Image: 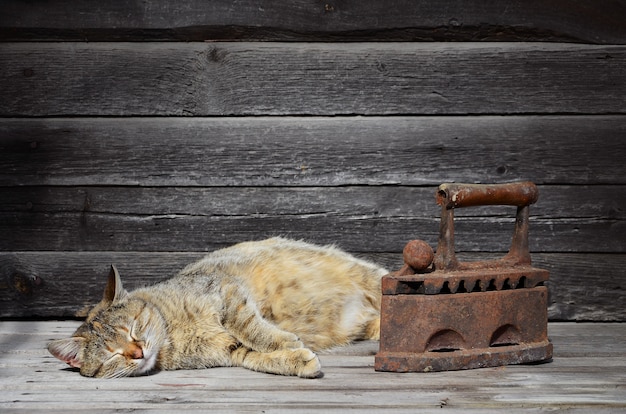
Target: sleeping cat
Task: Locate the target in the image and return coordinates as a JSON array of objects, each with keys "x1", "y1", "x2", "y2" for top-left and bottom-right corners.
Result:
[{"x1": 48, "y1": 237, "x2": 388, "y2": 379}]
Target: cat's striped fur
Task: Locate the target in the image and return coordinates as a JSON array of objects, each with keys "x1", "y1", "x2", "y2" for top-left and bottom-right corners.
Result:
[{"x1": 48, "y1": 237, "x2": 388, "y2": 378}]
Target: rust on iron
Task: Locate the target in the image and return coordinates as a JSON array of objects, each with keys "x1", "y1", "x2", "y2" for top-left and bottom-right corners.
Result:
[{"x1": 375, "y1": 181, "x2": 553, "y2": 372}]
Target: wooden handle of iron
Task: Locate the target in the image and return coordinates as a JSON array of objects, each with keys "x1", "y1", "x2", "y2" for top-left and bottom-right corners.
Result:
[{"x1": 436, "y1": 181, "x2": 538, "y2": 209}]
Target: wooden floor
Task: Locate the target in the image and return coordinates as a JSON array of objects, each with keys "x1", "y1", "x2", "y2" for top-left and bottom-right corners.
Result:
[{"x1": 1, "y1": 322, "x2": 624, "y2": 413}]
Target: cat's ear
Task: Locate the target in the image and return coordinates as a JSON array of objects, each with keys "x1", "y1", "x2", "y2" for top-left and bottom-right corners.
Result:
[
  {"x1": 47, "y1": 337, "x2": 86, "y2": 368},
  {"x1": 103, "y1": 264, "x2": 128, "y2": 303}
]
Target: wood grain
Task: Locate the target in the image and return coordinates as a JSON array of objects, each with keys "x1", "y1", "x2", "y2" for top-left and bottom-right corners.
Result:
[
  {"x1": 1, "y1": 0, "x2": 625, "y2": 43},
  {"x1": 1, "y1": 252, "x2": 624, "y2": 320},
  {"x1": 1, "y1": 116, "x2": 625, "y2": 186},
  {"x1": 1, "y1": 322, "x2": 624, "y2": 411},
  {"x1": 3, "y1": 185, "x2": 623, "y2": 220},
  {"x1": 1, "y1": 184, "x2": 624, "y2": 253},
  {"x1": 1, "y1": 43, "x2": 625, "y2": 116},
  {"x1": 3, "y1": 211, "x2": 622, "y2": 254}
]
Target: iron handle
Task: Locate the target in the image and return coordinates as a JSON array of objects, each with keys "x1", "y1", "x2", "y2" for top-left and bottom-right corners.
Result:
[
  {"x1": 436, "y1": 182, "x2": 538, "y2": 209},
  {"x1": 433, "y1": 181, "x2": 538, "y2": 271}
]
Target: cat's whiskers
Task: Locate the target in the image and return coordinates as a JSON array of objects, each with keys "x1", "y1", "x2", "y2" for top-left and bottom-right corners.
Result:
[{"x1": 111, "y1": 365, "x2": 138, "y2": 379}]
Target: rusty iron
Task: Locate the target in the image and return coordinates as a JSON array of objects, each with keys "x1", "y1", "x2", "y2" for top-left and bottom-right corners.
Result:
[{"x1": 375, "y1": 181, "x2": 553, "y2": 372}]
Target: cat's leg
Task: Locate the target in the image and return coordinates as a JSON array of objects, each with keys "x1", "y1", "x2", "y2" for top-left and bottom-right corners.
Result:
[
  {"x1": 230, "y1": 346, "x2": 322, "y2": 378},
  {"x1": 297, "y1": 315, "x2": 380, "y2": 350},
  {"x1": 365, "y1": 317, "x2": 380, "y2": 340},
  {"x1": 220, "y1": 282, "x2": 304, "y2": 352}
]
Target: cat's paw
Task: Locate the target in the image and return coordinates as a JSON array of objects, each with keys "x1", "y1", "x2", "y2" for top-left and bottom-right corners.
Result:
[
  {"x1": 281, "y1": 339, "x2": 305, "y2": 350},
  {"x1": 296, "y1": 349, "x2": 323, "y2": 379},
  {"x1": 277, "y1": 332, "x2": 304, "y2": 350}
]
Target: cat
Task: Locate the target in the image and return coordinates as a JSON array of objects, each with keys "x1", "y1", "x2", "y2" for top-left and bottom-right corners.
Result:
[{"x1": 48, "y1": 237, "x2": 388, "y2": 379}]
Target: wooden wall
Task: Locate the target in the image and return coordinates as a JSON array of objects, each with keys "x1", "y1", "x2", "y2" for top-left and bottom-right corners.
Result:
[{"x1": 1, "y1": 1, "x2": 625, "y2": 321}]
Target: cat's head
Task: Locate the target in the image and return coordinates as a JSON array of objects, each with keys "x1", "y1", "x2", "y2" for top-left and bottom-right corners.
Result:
[{"x1": 48, "y1": 265, "x2": 168, "y2": 378}]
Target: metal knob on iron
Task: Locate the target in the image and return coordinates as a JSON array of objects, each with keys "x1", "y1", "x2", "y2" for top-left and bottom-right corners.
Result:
[{"x1": 403, "y1": 239, "x2": 434, "y2": 271}]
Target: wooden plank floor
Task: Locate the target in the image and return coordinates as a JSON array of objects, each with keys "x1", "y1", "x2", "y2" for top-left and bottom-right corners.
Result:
[{"x1": 1, "y1": 322, "x2": 624, "y2": 413}]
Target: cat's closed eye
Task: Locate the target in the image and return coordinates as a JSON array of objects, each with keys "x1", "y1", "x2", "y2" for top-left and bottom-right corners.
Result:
[{"x1": 116, "y1": 324, "x2": 137, "y2": 341}]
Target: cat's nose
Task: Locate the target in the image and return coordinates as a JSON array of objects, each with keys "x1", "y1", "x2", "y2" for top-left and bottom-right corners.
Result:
[{"x1": 125, "y1": 343, "x2": 144, "y2": 359}]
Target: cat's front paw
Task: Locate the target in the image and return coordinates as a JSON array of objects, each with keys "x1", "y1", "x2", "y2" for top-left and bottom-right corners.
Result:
[
  {"x1": 296, "y1": 349, "x2": 323, "y2": 379},
  {"x1": 281, "y1": 339, "x2": 305, "y2": 350},
  {"x1": 277, "y1": 332, "x2": 304, "y2": 350}
]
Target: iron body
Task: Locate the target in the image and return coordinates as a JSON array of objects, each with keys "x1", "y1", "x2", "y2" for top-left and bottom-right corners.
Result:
[{"x1": 375, "y1": 182, "x2": 553, "y2": 372}]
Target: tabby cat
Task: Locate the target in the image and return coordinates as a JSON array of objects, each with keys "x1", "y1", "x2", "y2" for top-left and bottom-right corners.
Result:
[{"x1": 48, "y1": 237, "x2": 388, "y2": 378}]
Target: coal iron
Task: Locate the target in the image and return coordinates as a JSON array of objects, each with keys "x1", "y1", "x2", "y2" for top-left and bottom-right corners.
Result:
[{"x1": 375, "y1": 182, "x2": 553, "y2": 372}]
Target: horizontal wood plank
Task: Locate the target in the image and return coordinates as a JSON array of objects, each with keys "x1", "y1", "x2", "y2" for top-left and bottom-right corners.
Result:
[
  {"x1": 3, "y1": 185, "x2": 623, "y2": 220},
  {"x1": 1, "y1": 252, "x2": 624, "y2": 320},
  {"x1": 0, "y1": 322, "x2": 624, "y2": 411},
  {"x1": 1, "y1": 0, "x2": 625, "y2": 43},
  {"x1": 3, "y1": 211, "x2": 621, "y2": 253},
  {"x1": 1, "y1": 43, "x2": 625, "y2": 116},
  {"x1": 1, "y1": 185, "x2": 624, "y2": 253},
  {"x1": 1, "y1": 116, "x2": 625, "y2": 186}
]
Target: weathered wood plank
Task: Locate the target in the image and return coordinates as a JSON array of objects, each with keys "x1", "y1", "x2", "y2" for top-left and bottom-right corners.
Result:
[
  {"x1": 1, "y1": 185, "x2": 624, "y2": 253},
  {"x1": 3, "y1": 321, "x2": 625, "y2": 360},
  {"x1": 1, "y1": 252, "x2": 624, "y2": 320},
  {"x1": 1, "y1": 116, "x2": 625, "y2": 186},
  {"x1": 3, "y1": 185, "x2": 623, "y2": 220},
  {"x1": 1, "y1": 0, "x2": 624, "y2": 43},
  {"x1": 1, "y1": 43, "x2": 625, "y2": 116},
  {"x1": 0, "y1": 322, "x2": 624, "y2": 412},
  {"x1": 4, "y1": 323, "x2": 625, "y2": 374}
]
